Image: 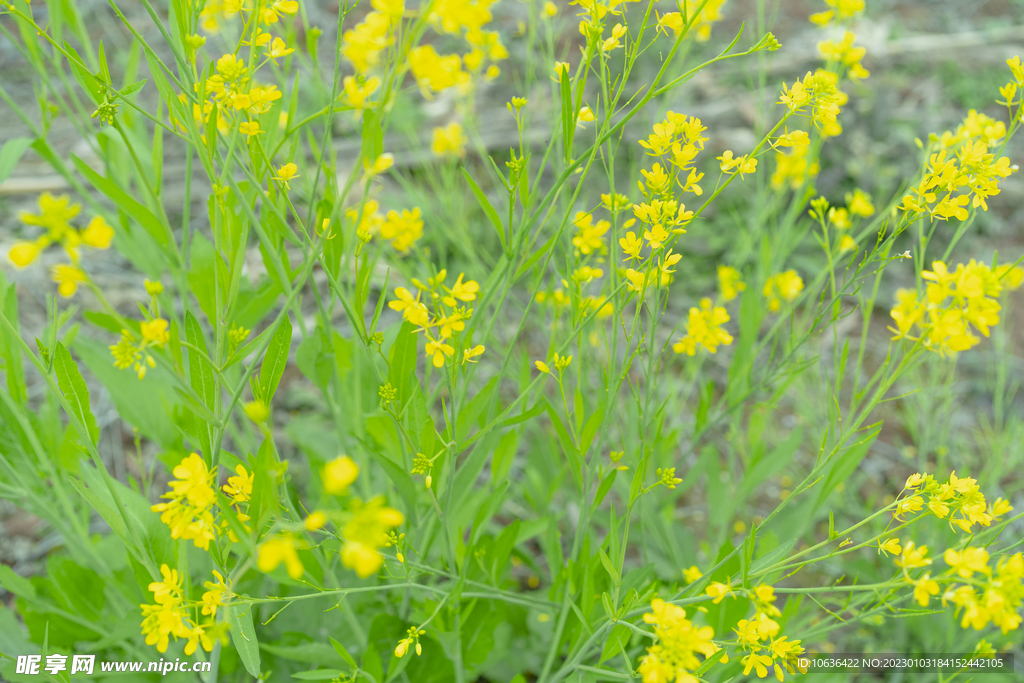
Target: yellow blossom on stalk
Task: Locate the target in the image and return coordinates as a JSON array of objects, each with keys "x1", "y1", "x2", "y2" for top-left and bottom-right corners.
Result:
[
  {"x1": 239, "y1": 121, "x2": 261, "y2": 138},
  {"x1": 895, "y1": 541, "x2": 932, "y2": 569},
  {"x1": 343, "y1": 75, "x2": 381, "y2": 109},
  {"x1": 763, "y1": 270, "x2": 804, "y2": 312},
  {"x1": 463, "y1": 344, "x2": 485, "y2": 364},
  {"x1": 683, "y1": 566, "x2": 703, "y2": 583},
  {"x1": 846, "y1": 188, "x2": 874, "y2": 216},
  {"x1": 200, "y1": 571, "x2": 229, "y2": 618},
  {"x1": 50, "y1": 264, "x2": 87, "y2": 297},
  {"x1": 223, "y1": 464, "x2": 254, "y2": 504},
  {"x1": 619, "y1": 231, "x2": 643, "y2": 261},
  {"x1": 543, "y1": 1, "x2": 557, "y2": 17},
  {"x1": 638, "y1": 598, "x2": 719, "y2": 682},
  {"x1": 380, "y1": 208, "x2": 424, "y2": 252},
  {"x1": 363, "y1": 153, "x2": 394, "y2": 176},
  {"x1": 717, "y1": 150, "x2": 757, "y2": 178},
  {"x1": 878, "y1": 537, "x2": 902, "y2": 556},
  {"x1": 81, "y1": 216, "x2": 115, "y2": 248},
  {"x1": 424, "y1": 332, "x2": 455, "y2": 367},
  {"x1": 150, "y1": 453, "x2": 219, "y2": 550},
  {"x1": 389, "y1": 287, "x2": 430, "y2": 327},
  {"x1": 341, "y1": 496, "x2": 405, "y2": 577},
  {"x1": 718, "y1": 265, "x2": 746, "y2": 301},
  {"x1": 674, "y1": 298, "x2": 733, "y2": 356},
  {"x1": 576, "y1": 105, "x2": 596, "y2": 127},
  {"x1": 572, "y1": 212, "x2": 610, "y2": 255},
  {"x1": 110, "y1": 314, "x2": 170, "y2": 380},
  {"x1": 839, "y1": 235, "x2": 856, "y2": 253},
  {"x1": 323, "y1": 455, "x2": 359, "y2": 494},
  {"x1": 267, "y1": 36, "x2": 294, "y2": 62},
  {"x1": 895, "y1": 494, "x2": 924, "y2": 520},
  {"x1": 272, "y1": 163, "x2": 299, "y2": 189},
  {"x1": 257, "y1": 534, "x2": 304, "y2": 579},
  {"x1": 945, "y1": 547, "x2": 991, "y2": 579},
  {"x1": 890, "y1": 259, "x2": 1018, "y2": 356},
  {"x1": 410, "y1": 45, "x2": 468, "y2": 95},
  {"x1": 432, "y1": 121, "x2": 467, "y2": 157},
  {"x1": 305, "y1": 510, "x2": 328, "y2": 531},
  {"x1": 706, "y1": 580, "x2": 733, "y2": 604},
  {"x1": 260, "y1": 0, "x2": 298, "y2": 24},
  {"x1": 912, "y1": 574, "x2": 940, "y2": 606}
]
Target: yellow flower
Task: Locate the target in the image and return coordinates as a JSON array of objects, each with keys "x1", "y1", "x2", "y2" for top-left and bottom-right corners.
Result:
[
  {"x1": 763, "y1": 270, "x2": 804, "y2": 312},
  {"x1": 323, "y1": 455, "x2": 359, "y2": 494},
  {"x1": 305, "y1": 510, "x2": 328, "y2": 531},
  {"x1": 140, "y1": 318, "x2": 170, "y2": 346},
  {"x1": 463, "y1": 345, "x2": 485, "y2": 364},
  {"x1": 913, "y1": 573, "x2": 939, "y2": 606},
  {"x1": 945, "y1": 547, "x2": 991, "y2": 578},
  {"x1": 683, "y1": 566, "x2": 703, "y2": 583},
  {"x1": 239, "y1": 121, "x2": 261, "y2": 138},
  {"x1": 535, "y1": 360, "x2": 550, "y2": 374},
  {"x1": 673, "y1": 298, "x2": 733, "y2": 356},
  {"x1": 9, "y1": 241, "x2": 42, "y2": 267},
  {"x1": 342, "y1": 496, "x2": 405, "y2": 578},
  {"x1": 717, "y1": 265, "x2": 746, "y2": 301},
  {"x1": 272, "y1": 162, "x2": 299, "y2": 189},
  {"x1": 572, "y1": 212, "x2": 610, "y2": 255},
  {"x1": 543, "y1": 1, "x2": 557, "y2": 17},
  {"x1": 363, "y1": 153, "x2": 394, "y2": 176},
  {"x1": 257, "y1": 534, "x2": 304, "y2": 579},
  {"x1": 243, "y1": 399, "x2": 270, "y2": 424},
  {"x1": 81, "y1": 216, "x2": 115, "y2": 248},
  {"x1": 846, "y1": 188, "x2": 874, "y2": 217},
  {"x1": 444, "y1": 272, "x2": 480, "y2": 304},
  {"x1": 432, "y1": 121, "x2": 467, "y2": 158},
  {"x1": 706, "y1": 580, "x2": 732, "y2": 604},
  {"x1": 50, "y1": 264, "x2": 87, "y2": 297},
  {"x1": 267, "y1": 36, "x2": 294, "y2": 61},
  {"x1": 222, "y1": 464, "x2": 254, "y2": 503},
  {"x1": 343, "y1": 75, "x2": 381, "y2": 109},
  {"x1": 905, "y1": 473, "x2": 924, "y2": 488},
  {"x1": 895, "y1": 541, "x2": 932, "y2": 569},
  {"x1": 878, "y1": 537, "x2": 902, "y2": 556},
  {"x1": 424, "y1": 333, "x2": 454, "y2": 367},
  {"x1": 201, "y1": 571, "x2": 229, "y2": 617}
]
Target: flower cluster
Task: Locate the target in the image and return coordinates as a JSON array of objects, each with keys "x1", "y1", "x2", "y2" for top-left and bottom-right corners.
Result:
[
  {"x1": 894, "y1": 539, "x2": 1023, "y2": 634},
  {"x1": 901, "y1": 74, "x2": 1019, "y2": 221},
  {"x1": 763, "y1": 271, "x2": 804, "y2": 312},
  {"x1": 673, "y1": 298, "x2": 733, "y2": 356},
  {"x1": 779, "y1": 69, "x2": 847, "y2": 137},
  {"x1": 899, "y1": 470, "x2": 1013, "y2": 533},
  {"x1": 817, "y1": 30, "x2": 869, "y2": 80},
  {"x1": 388, "y1": 269, "x2": 481, "y2": 368},
  {"x1": 8, "y1": 193, "x2": 114, "y2": 297},
  {"x1": 718, "y1": 265, "x2": 746, "y2": 301},
  {"x1": 733, "y1": 585, "x2": 806, "y2": 680},
  {"x1": 140, "y1": 565, "x2": 228, "y2": 654},
  {"x1": 110, "y1": 318, "x2": 170, "y2": 380},
  {"x1": 150, "y1": 453, "x2": 253, "y2": 550},
  {"x1": 889, "y1": 260, "x2": 1023, "y2": 356},
  {"x1": 809, "y1": 0, "x2": 865, "y2": 27},
  {"x1": 347, "y1": 200, "x2": 425, "y2": 254},
  {"x1": 771, "y1": 128, "x2": 817, "y2": 189},
  {"x1": 432, "y1": 121, "x2": 467, "y2": 158},
  {"x1": 638, "y1": 598, "x2": 721, "y2": 682}
]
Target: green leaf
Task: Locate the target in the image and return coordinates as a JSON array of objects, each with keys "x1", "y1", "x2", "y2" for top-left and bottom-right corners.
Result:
[
  {"x1": 53, "y1": 342, "x2": 99, "y2": 445},
  {"x1": 462, "y1": 168, "x2": 506, "y2": 250},
  {"x1": 0, "y1": 137, "x2": 33, "y2": 184},
  {"x1": 249, "y1": 438, "x2": 281, "y2": 531},
  {"x1": 185, "y1": 312, "x2": 216, "y2": 412},
  {"x1": 259, "y1": 314, "x2": 292, "y2": 404},
  {"x1": 490, "y1": 429, "x2": 517, "y2": 483},
  {"x1": 188, "y1": 233, "x2": 218, "y2": 322},
  {"x1": 598, "y1": 547, "x2": 620, "y2": 586},
  {"x1": 490, "y1": 519, "x2": 520, "y2": 583},
  {"x1": 71, "y1": 153, "x2": 169, "y2": 248},
  {"x1": 388, "y1": 321, "x2": 418, "y2": 407},
  {"x1": 330, "y1": 637, "x2": 358, "y2": 668},
  {"x1": 0, "y1": 564, "x2": 35, "y2": 599},
  {"x1": 599, "y1": 623, "x2": 630, "y2": 663},
  {"x1": 593, "y1": 468, "x2": 618, "y2": 507},
  {"x1": 361, "y1": 108, "x2": 384, "y2": 161},
  {"x1": 65, "y1": 43, "x2": 104, "y2": 104},
  {"x1": 229, "y1": 601, "x2": 261, "y2": 677}
]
